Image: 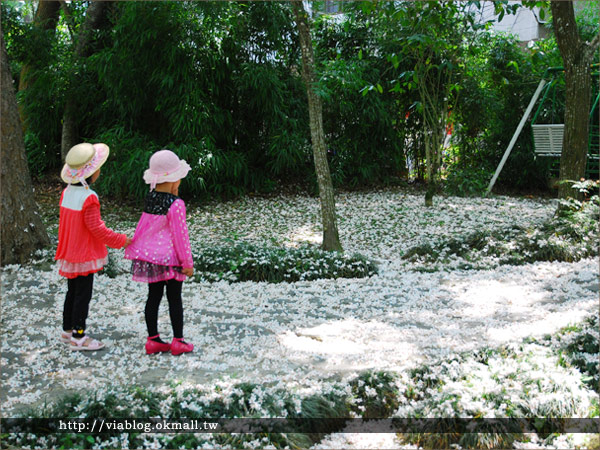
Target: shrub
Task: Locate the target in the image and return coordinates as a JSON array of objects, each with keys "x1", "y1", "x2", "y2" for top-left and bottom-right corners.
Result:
[
  {"x1": 552, "y1": 315, "x2": 599, "y2": 393},
  {"x1": 349, "y1": 371, "x2": 400, "y2": 418},
  {"x1": 194, "y1": 242, "x2": 378, "y2": 283},
  {"x1": 3, "y1": 372, "x2": 397, "y2": 449},
  {"x1": 99, "y1": 240, "x2": 378, "y2": 283},
  {"x1": 403, "y1": 193, "x2": 599, "y2": 268},
  {"x1": 444, "y1": 165, "x2": 494, "y2": 197}
]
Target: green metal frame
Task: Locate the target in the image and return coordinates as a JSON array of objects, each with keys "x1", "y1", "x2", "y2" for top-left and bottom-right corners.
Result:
[
  {"x1": 531, "y1": 64, "x2": 600, "y2": 179},
  {"x1": 486, "y1": 65, "x2": 599, "y2": 195}
]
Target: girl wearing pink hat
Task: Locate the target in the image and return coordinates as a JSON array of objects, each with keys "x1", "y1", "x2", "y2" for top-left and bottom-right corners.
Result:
[
  {"x1": 56, "y1": 143, "x2": 131, "y2": 351},
  {"x1": 125, "y1": 150, "x2": 194, "y2": 355}
]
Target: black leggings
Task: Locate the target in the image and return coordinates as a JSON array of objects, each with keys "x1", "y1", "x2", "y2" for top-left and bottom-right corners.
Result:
[
  {"x1": 63, "y1": 273, "x2": 94, "y2": 332},
  {"x1": 146, "y1": 280, "x2": 184, "y2": 339}
]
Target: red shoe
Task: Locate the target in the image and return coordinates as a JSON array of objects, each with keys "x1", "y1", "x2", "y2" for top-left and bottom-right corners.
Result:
[
  {"x1": 171, "y1": 337, "x2": 193, "y2": 356},
  {"x1": 145, "y1": 335, "x2": 171, "y2": 354}
]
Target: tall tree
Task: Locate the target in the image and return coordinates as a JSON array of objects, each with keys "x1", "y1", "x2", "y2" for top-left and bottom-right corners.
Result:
[
  {"x1": 551, "y1": 1, "x2": 600, "y2": 199},
  {"x1": 17, "y1": 0, "x2": 61, "y2": 129},
  {"x1": 61, "y1": 1, "x2": 110, "y2": 159},
  {"x1": 17, "y1": 1, "x2": 61, "y2": 90},
  {"x1": 1, "y1": 34, "x2": 50, "y2": 265},
  {"x1": 362, "y1": 1, "x2": 476, "y2": 206},
  {"x1": 401, "y1": 2, "x2": 465, "y2": 206},
  {"x1": 291, "y1": 1, "x2": 342, "y2": 252}
]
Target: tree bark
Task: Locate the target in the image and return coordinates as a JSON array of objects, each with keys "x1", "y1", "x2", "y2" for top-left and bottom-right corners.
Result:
[
  {"x1": 1, "y1": 34, "x2": 50, "y2": 265},
  {"x1": 551, "y1": 1, "x2": 594, "y2": 200},
  {"x1": 18, "y1": 0, "x2": 61, "y2": 129},
  {"x1": 61, "y1": 1, "x2": 109, "y2": 159},
  {"x1": 291, "y1": 1, "x2": 342, "y2": 252}
]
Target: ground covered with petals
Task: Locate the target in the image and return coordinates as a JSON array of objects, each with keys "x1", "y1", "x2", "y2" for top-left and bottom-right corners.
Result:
[{"x1": 1, "y1": 189, "x2": 598, "y2": 449}]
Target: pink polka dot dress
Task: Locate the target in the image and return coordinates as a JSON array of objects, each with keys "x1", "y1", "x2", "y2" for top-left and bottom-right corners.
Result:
[{"x1": 125, "y1": 191, "x2": 194, "y2": 283}]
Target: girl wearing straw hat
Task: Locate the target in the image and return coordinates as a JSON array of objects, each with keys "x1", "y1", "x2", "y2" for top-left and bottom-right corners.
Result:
[
  {"x1": 56, "y1": 143, "x2": 131, "y2": 350},
  {"x1": 125, "y1": 150, "x2": 194, "y2": 356}
]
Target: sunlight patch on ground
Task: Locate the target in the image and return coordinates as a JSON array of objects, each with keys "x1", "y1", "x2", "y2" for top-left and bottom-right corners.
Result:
[
  {"x1": 287, "y1": 224, "x2": 322, "y2": 246},
  {"x1": 448, "y1": 280, "x2": 547, "y2": 319},
  {"x1": 279, "y1": 318, "x2": 419, "y2": 371},
  {"x1": 486, "y1": 306, "x2": 597, "y2": 344}
]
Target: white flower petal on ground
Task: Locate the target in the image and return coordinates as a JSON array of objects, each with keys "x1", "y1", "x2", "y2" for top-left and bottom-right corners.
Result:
[{"x1": 0, "y1": 189, "x2": 596, "y2": 450}]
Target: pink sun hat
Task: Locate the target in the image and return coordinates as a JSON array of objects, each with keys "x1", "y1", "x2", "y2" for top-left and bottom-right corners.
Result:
[
  {"x1": 143, "y1": 150, "x2": 191, "y2": 190},
  {"x1": 61, "y1": 143, "x2": 110, "y2": 185}
]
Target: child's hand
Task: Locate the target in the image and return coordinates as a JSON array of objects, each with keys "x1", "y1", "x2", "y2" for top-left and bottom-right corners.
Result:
[
  {"x1": 182, "y1": 267, "x2": 194, "y2": 277},
  {"x1": 124, "y1": 237, "x2": 132, "y2": 248}
]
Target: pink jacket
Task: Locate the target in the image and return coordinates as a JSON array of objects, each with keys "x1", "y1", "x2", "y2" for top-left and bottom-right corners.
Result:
[{"x1": 125, "y1": 192, "x2": 193, "y2": 269}]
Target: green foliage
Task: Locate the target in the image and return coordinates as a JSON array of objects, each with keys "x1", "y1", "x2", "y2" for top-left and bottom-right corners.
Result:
[
  {"x1": 575, "y1": 1, "x2": 600, "y2": 45},
  {"x1": 397, "y1": 320, "x2": 598, "y2": 449},
  {"x1": 314, "y1": 14, "x2": 407, "y2": 187},
  {"x1": 2, "y1": 371, "x2": 398, "y2": 449},
  {"x1": 553, "y1": 315, "x2": 599, "y2": 393},
  {"x1": 194, "y1": 242, "x2": 378, "y2": 283},
  {"x1": 403, "y1": 192, "x2": 599, "y2": 267},
  {"x1": 404, "y1": 427, "x2": 521, "y2": 450},
  {"x1": 92, "y1": 126, "x2": 209, "y2": 199},
  {"x1": 101, "y1": 250, "x2": 121, "y2": 279},
  {"x1": 359, "y1": 1, "x2": 485, "y2": 190},
  {"x1": 554, "y1": 182, "x2": 600, "y2": 241},
  {"x1": 90, "y1": 127, "x2": 156, "y2": 199},
  {"x1": 1, "y1": 1, "x2": 68, "y2": 172},
  {"x1": 453, "y1": 32, "x2": 554, "y2": 191},
  {"x1": 88, "y1": 1, "x2": 310, "y2": 198},
  {"x1": 569, "y1": 178, "x2": 600, "y2": 197},
  {"x1": 349, "y1": 371, "x2": 400, "y2": 418},
  {"x1": 4, "y1": 0, "x2": 580, "y2": 195},
  {"x1": 93, "y1": 240, "x2": 379, "y2": 283},
  {"x1": 1, "y1": 1, "x2": 33, "y2": 77},
  {"x1": 444, "y1": 164, "x2": 494, "y2": 197}
]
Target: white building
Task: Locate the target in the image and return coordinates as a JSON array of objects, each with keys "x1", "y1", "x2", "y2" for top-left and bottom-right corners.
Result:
[
  {"x1": 472, "y1": 1, "x2": 551, "y2": 42},
  {"x1": 319, "y1": 1, "x2": 553, "y2": 42}
]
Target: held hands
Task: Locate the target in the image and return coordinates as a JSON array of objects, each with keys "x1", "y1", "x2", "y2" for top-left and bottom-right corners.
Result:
[{"x1": 124, "y1": 237, "x2": 133, "y2": 248}]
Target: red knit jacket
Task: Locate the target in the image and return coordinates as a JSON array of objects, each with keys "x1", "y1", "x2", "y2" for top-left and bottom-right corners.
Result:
[{"x1": 55, "y1": 186, "x2": 126, "y2": 278}]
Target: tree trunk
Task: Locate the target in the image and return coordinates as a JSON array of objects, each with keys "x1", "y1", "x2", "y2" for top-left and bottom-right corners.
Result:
[
  {"x1": 559, "y1": 62, "x2": 591, "y2": 199},
  {"x1": 420, "y1": 76, "x2": 447, "y2": 207},
  {"x1": 61, "y1": 1, "x2": 109, "y2": 159},
  {"x1": 291, "y1": 1, "x2": 342, "y2": 252},
  {"x1": 1, "y1": 35, "x2": 50, "y2": 265},
  {"x1": 551, "y1": 1, "x2": 595, "y2": 200},
  {"x1": 18, "y1": 0, "x2": 61, "y2": 129}
]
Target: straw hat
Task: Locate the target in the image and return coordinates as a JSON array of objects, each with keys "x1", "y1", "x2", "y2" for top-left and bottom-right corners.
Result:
[
  {"x1": 61, "y1": 143, "x2": 110, "y2": 185},
  {"x1": 143, "y1": 150, "x2": 191, "y2": 190}
]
